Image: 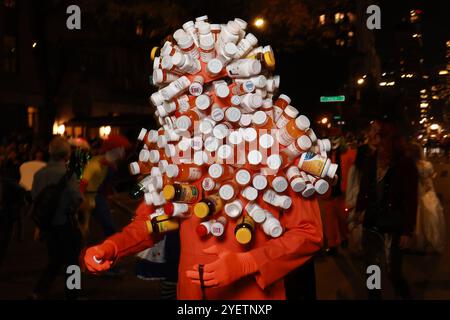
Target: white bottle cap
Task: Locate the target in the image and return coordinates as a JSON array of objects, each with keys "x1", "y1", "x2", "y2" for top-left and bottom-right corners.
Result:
[
  {"x1": 153, "y1": 57, "x2": 161, "y2": 71},
  {"x1": 267, "y1": 154, "x2": 282, "y2": 171},
  {"x1": 189, "y1": 82, "x2": 203, "y2": 97},
  {"x1": 211, "y1": 220, "x2": 226, "y2": 237},
  {"x1": 252, "y1": 174, "x2": 268, "y2": 190},
  {"x1": 177, "y1": 35, "x2": 194, "y2": 49},
  {"x1": 137, "y1": 128, "x2": 147, "y2": 141},
  {"x1": 247, "y1": 204, "x2": 266, "y2": 223},
  {"x1": 262, "y1": 98, "x2": 273, "y2": 108},
  {"x1": 171, "y1": 51, "x2": 185, "y2": 66},
  {"x1": 249, "y1": 94, "x2": 263, "y2": 109},
  {"x1": 307, "y1": 128, "x2": 318, "y2": 142},
  {"x1": 286, "y1": 166, "x2": 300, "y2": 180},
  {"x1": 215, "y1": 83, "x2": 230, "y2": 98},
  {"x1": 139, "y1": 149, "x2": 150, "y2": 162},
  {"x1": 213, "y1": 123, "x2": 230, "y2": 139},
  {"x1": 322, "y1": 139, "x2": 332, "y2": 152},
  {"x1": 175, "y1": 116, "x2": 192, "y2": 132},
  {"x1": 196, "y1": 15, "x2": 208, "y2": 22},
  {"x1": 190, "y1": 136, "x2": 203, "y2": 151},
  {"x1": 157, "y1": 135, "x2": 167, "y2": 148},
  {"x1": 217, "y1": 144, "x2": 233, "y2": 160},
  {"x1": 225, "y1": 200, "x2": 243, "y2": 219},
  {"x1": 242, "y1": 186, "x2": 258, "y2": 201},
  {"x1": 264, "y1": 218, "x2": 283, "y2": 238},
  {"x1": 152, "y1": 175, "x2": 163, "y2": 190},
  {"x1": 229, "y1": 130, "x2": 243, "y2": 145},
  {"x1": 224, "y1": 42, "x2": 238, "y2": 56},
  {"x1": 161, "y1": 55, "x2": 174, "y2": 70},
  {"x1": 208, "y1": 163, "x2": 224, "y2": 179},
  {"x1": 272, "y1": 75, "x2": 281, "y2": 89},
  {"x1": 152, "y1": 192, "x2": 166, "y2": 206},
  {"x1": 193, "y1": 151, "x2": 208, "y2": 166},
  {"x1": 147, "y1": 130, "x2": 158, "y2": 143},
  {"x1": 252, "y1": 110, "x2": 268, "y2": 126},
  {"x1": 278, "y1": 94, "x2": 291, "y2": 104},
  {"x1": 207, "y1": 59, "x2": 223, "y2": 75},
  {"x1": 234, "y1": 18, "x2": 248, "y2": 30},
  {"x1": 219, "y1": 184, "x2": 235, "y2": 201},
  {"x1": 272, "y1": 176, "x2": 289, "y2": 193},
  {"x1": 291, "y1": 177, "x2": 306, "y2": 192},
  {"x1": 150, "y1": 92, "x2": 165, "y2": 107},
  {"x1": 327, "y1": 163, "x2": 338, "y2": 179},
  {"x1": 165, "y1": 144, "x2": 176, "y2": 157},
  {"x1": 204, "y1": 136, "x2": 219, "y2": 152},
  {"x1": 210, "y1": 24, "x2": 221, "y2": 32},
  {"x1": 246, "y1": 33, "x2": 258, "y2": 46},
  {"x1": 158, "y1": 160, "x2": 169, "y2": 174},
  {"x1": 144, "y1": 192, "x2": 153, "y2": 205},
  {"x1": 259, "y1": 134, "x2": 274, "y2": 149},
  {"x1": 197, "y1": 22, "x2": 211, "y2": 35},
  {"x1": 302, "y1": 184, "x2": 316, "y2": 198},
  {"x1": 239, "y1": 114, "x2": 253, "y2": 127},
  {"x1": 172, "y1": 203, "x2": 189, "y2": 217},
  {"x1": 199, "y1": 118, "x2": 215, "y2": 135},
  {"x1": 284, "y1": 105, "x2": 299, "y2": 119},
  {"x1": 173, "y1": 29, "x2": 187, "y2": 42},
  {"x1": 166, "y1": 164, "x2": 180, "y2": 178},
  {"x1": 279, "y1": 196, "x2": 292, "y2": 209},
  {"x1": 182, "y1": 21, "x2": 195, "y2": 30},
  {"x1": 242, "y1": 127, "x2": 257, "y2": 142},
  {"x1": 230, "y1": 95, "x2": 241, "y2": 106},
  {"x1": 129, "y1": 162, "x2": 140, "y2": 175},
  {"x1": 297, "y1": 135, "x2": 312, "y2": 151},
  {"x1": 235, "y1": 169, "x2": 251, "y2": 185},
  {"x1": 314, "y1": 179, "x2": 329, "y2": 195},
  {"x1": 202, "y1": 177, "x2": 216, "y2": 192},
  {"x1": 150, "y1": 166, "x2": 162, "y2": 177},
  {"x1": 225, "y1": 107, "x2": 242, "y2": 123},
  {"x1": 149, "y1": 150, "x2": 160, "y2": 163},
  {"x1": 177, "y1": 138, "x2": 191, "y2": 152},
  {"x1": 211, "y1": 105, "x2": 225, "y2": 122},
  {"x1": 163, "y1": 101, "x2": 176, "y2": 114},
  {"x1": 295, "y1": 115, "x2": 310, "y2": 131},
  {"x1": 247, "y1": 150, "x2": 263, "y2": 165},
  {"x1": 195, "y1": 94, "x2": 211, "y2": 110},
  {"x1": 242, "y1": 80, "x2": 256, "y2": 93},
  {"x1": 249, "y1": 60, "x2": 262, "y2": 75}
]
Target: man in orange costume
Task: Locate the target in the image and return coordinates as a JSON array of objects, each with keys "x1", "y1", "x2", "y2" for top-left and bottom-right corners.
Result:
[{"x1": 84, "y1": 181, "x2": 323, "y2": 299}]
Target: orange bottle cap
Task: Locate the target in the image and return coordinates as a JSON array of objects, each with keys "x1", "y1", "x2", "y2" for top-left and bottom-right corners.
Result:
[
  {"x1": 235, "y1": 227, "x2": 252, "y2": 245},
  {"x1": 162, "y1": 185, "x2": 176, "y2": 201}
]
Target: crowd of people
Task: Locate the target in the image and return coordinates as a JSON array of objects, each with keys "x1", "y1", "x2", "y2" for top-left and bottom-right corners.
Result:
[{"x1": 0, "y1": 117, "x2": 447, "y2": 300}]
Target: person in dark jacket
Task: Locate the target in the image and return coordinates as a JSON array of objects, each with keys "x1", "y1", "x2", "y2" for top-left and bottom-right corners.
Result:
[
  {"x1": 355, "y1": 120, "x2": 418, "y2": 299},
  {"x1": 30, "y1": 137, "x2": 83, "y2": 300}
]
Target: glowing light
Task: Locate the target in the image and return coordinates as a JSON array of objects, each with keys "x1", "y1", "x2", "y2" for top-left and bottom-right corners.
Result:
[
  {"x1": 379, "y1": 82, "x2": 387, "y2": 87},
  {"x1": 357, "y1": 78, "x2": 365, "y2": 85},
  {"x1": 32, "y1": 42, "x2": 37, "y2": 48},
  {"x1": 321, "y1": 117, "x2": 329, "y2": 125},
  {"x1": 57, "y1": 124, "x2": 65, "y2": 136},
  {"x1": 99, "y1": 126, "x2": 112, "y2": 138},
  {"x1": 439, "y1": 70, "x2": 448, "y2": 75},
  {"x1": 254, "y1": 18, "x2": 265, "y2": 28},
  {"x1": 430, "y1": 124, "x2": 440, "y2": 131},
  {"x1": 420, "y1": 102, "x2": 429, "y2": 108}
]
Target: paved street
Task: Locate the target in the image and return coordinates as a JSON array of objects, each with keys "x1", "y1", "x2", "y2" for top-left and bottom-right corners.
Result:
[{"x1": 0, "y1": 159, "x2": 449, "y2": 300}]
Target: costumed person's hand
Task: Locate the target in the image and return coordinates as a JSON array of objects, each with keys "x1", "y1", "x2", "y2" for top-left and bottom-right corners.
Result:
[
  {"x1": 185, "y1": 245, "x2": 258, "y2": 288},
  {"x1": 84, "y1": 241, "x2": 117, "y2": 274}
]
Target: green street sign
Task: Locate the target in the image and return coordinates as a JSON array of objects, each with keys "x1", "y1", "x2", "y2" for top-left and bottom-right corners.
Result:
[{"x1": 320, "y1": 95, "x2": 345, "y2": 103}]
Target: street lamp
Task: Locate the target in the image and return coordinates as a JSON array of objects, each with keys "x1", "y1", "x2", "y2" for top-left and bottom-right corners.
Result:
[{"x1": 254, "y1": 18, "x2": 265, "y2": 28}]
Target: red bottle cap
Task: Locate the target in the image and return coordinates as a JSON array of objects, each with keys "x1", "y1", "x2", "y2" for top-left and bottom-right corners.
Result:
[
  {"x1": 196, "y1": 224, "x2": 208, "y2": 237},
  {"x1": 164, "y1": 202, "x2": 174, "y2": 216}
]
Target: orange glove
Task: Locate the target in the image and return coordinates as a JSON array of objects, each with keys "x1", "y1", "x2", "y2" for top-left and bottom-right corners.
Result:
[
  {"x1": 84, "y1": 240, "x2": 117, "y2": 274},
  {"x1": 186, "y1": 245, "x2": 258, "y2": 288}
]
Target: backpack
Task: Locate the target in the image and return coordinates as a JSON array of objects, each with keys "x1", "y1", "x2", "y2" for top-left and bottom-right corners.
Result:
[{"x1": 31, "y1": 171, "x2": 72, "y2": 232}]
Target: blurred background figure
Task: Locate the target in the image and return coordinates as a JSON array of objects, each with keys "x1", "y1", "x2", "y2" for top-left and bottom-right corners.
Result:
[
  {"x1": 409, "y1": 143, "x2": 446, "y2": 254},
  {"x1": 356, "y1": 118, "x2": 418, "y2": 300},
  {"x1": 79, "y1": 134, "x2": 130, "y2": 241},
  {"x1": 30, "y1": 137, "x2": 83, "y2": 300}
]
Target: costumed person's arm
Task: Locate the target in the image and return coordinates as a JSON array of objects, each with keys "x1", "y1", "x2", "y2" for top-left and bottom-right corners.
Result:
[
  {"x1": 84, "y1": 201, "x2": 161, "y2": 273},
  {"x1": 186, "y1": 191, "x2": 323, "y2": 289}
]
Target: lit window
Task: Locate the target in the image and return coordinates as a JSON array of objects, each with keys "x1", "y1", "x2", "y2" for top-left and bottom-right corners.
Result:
[
  {"x1": 319, "y1": 14, "x2": 326, "y2": 25},
  {"x1": 334, "y1": 12, "x2": 344, "y2": 23}
]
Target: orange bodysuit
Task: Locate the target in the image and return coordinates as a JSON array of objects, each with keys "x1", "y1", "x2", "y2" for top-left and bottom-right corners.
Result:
[{"x1": 106, "y1": 181, "x2": 323, "y2": 300}]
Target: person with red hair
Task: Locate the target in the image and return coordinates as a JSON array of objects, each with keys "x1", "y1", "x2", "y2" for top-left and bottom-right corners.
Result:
[{"x1": 79, "y1": 134, "x2": 130, "y2": 238}]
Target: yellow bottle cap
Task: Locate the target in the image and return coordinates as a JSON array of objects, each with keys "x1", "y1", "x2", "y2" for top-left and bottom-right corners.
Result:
[
  {"x1": 162, "y1": 185, "x2": 175, "y2": 201},
  {"x1": 235, "y1": 227, "x2": 252, "y2": 245},
  {"x1": 264, "y1": 50, "x2": 275, "y2": 68},
  {"x1": 150, "y1": 46, "x2": 159, "y2": 61},
  {"x1": 194, "y1": 202, "x2": 210, "y2": 218}
]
